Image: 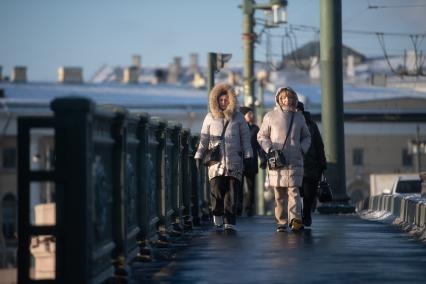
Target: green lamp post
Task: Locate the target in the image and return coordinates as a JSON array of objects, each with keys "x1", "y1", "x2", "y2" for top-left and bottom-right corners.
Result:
[{"x1": 240, "y1": 0, "x2": 288, "y2": 215}]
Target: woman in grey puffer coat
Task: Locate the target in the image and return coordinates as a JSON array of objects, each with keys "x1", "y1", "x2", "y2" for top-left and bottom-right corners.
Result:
[
  {"x1": 195, "y1": 83, "x2": 252, "y2": 231},
  {"x1": 257, "y1": 87, "x2": 311, "y2": 232}
]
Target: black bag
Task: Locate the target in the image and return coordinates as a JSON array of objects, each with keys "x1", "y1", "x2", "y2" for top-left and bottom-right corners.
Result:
[
  {"x1": 203, "y1": 120, "x2": 229, "y2": 166},
  {"x1": 317, "y1": 174, "x2": 333, "y2": 202},
  {"x1": 267, "y1": 112, "x2": 294, "y2": 170},
  {"x1": 203, "y1": 144, "x2": 221, "y2": 166},
  {"x1": 267, "y1": 150, "x2": 286, "y2": 170}
]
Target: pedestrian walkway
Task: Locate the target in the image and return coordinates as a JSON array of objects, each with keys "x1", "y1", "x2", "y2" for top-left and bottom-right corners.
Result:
[{"x1": 132, "y1": 214, "x2": 426, "y2": 283}]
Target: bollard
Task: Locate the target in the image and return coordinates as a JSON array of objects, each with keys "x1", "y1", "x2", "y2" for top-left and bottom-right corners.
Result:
[
  {"x1": 19, "y1": 97, "x2": 196, "y2": 282},
  {"x1": 169, "y1": 122, "x2": 184, "y2": 236},
  {"x1": 152, "y1": 118, "x2": 172, "y2": 246},
  {"x1": 406, "y1": 198, "x2": 417, "y2": 225},
  {"x1": 180, "y1": 129, "x2": 193, "y2": 230},
  {"x1": 105, "y1": 105, "x2": 129, "y2": 281},
  {"x1": 389, "y1": 195, "x2": 395, "y2": 215},
  {"x1": 135, "y1": 113, "x2": 156, "y2": 261},
  {"x1": 121, "y1": 113, "x2": 142, "y2": 262},
  {"x1": 420, "y1": 203, "x2": 426, "y2": 229},
  {"x1": 190, "y1": 135, "x2": 201, "y2": 226},
  {"x1": 51, "y1": 97, "x2": 116, "y2": 283},
  {"x1": 420, "y1": 172, "x2": 426, "y2": 198},
  {"x1": 142, "y1": 118, "x2": 163, "y2": 246}
]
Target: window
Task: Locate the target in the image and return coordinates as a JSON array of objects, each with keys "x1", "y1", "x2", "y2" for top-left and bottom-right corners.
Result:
[
  {"x1": 402, "y1": 148, "x2": 413, "y2": 167},
  {"x1": 2, "y1": 194, "x2": 17, "y2": 244},
  {"x1": 2, "y1": 148, "x2": 17, "y2": 169},
  {"x1": 352, "y1": 148, "x2": 363, "y2": 166},
  {"x1": 395, "y1": 180, "x2": 421, "y2": 194}
]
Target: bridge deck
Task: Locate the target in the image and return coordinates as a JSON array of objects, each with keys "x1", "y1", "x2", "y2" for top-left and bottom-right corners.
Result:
[{"x1": 132, "y1": 214, "x2": 426, "y2": 283}]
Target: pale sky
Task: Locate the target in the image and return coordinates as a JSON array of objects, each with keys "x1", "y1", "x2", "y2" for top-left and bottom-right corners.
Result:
[{"x1": 1, "y1": 0, "x2": 425, "y2": 81}]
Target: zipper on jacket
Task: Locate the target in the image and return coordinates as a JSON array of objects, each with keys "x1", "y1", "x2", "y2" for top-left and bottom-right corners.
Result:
[{"x1": 222, "y1": 118, "x2": 227, "y2": 175}]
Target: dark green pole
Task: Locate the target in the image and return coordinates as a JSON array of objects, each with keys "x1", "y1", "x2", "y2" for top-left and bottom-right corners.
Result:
[
  {"x1": 320, "y1": 0, "x2": 353, "y2": 211},
  {"x1": 255, "y1": 80, "x2": 265, "y2": 215},
  {"x1": 243, "y1": 0, "x2": 255, "y2": 108},
  {"x1": 207, "y1": 52, "x2": 216, "y2": 112}
]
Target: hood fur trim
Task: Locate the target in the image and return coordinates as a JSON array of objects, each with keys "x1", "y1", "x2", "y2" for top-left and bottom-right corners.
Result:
[
  {"x1": 274, "y1": 86, "x2": 299, "y2": 108},
  {"x1": 209, "y1": 83, "x2": 238, "y2": 120}
]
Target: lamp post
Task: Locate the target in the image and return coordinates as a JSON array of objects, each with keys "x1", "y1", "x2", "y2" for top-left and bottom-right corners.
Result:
[
  {"x1": 240, "y1": 0, "x2": 287, "y2": 215},
  {"x1": 318, "y1": 0, "x2": 354, "y2": 213},
  {"x1": 206, "y1": 52, "x2": 232, "y2": 112},
  {"x1": 241, "y1": 0, "x2": 288, "y2": 108}
]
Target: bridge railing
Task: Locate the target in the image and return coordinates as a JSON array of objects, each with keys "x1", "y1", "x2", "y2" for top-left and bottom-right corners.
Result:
[
  {"x1": 17, "y1": 97, "x2": 206, "y2": 283},
  {"x1": 357, "y1": 193, "x2": 426, "y2": 236}
]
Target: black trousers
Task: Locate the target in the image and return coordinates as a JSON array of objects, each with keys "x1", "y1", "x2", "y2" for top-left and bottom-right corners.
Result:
[
  {"x1": 301, "y1": 177, "x2": 319, "y2": 220},
  {"x1": 210, "y1": 176, "x2": 241, "y2": 225},
  {"x1": 241, "y1": 173, "x2": 255, "y2": 216}
]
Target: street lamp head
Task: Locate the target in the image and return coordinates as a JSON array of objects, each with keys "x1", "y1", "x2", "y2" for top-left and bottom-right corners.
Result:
[
  {"x1": 270, "y1": 0, "x2": 288, "y2": 24},
  {"x1": 272, "y1": 4, "x2": 288, "y2": 24},
  {"x1": 264, "y1": 10, "x2": 279, "y2": 28},
  {"x1": 216, "y1": 53, "x2": 232, "y2": 70}
]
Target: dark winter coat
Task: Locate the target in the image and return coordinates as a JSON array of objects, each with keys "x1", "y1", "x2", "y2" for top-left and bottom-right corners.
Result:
[
  {"x1": 302, "y1": 111, "x2": 327, "y2": 181},
  {"x1": 244, "y1": 123, "x2": 262, "y2": 175}
]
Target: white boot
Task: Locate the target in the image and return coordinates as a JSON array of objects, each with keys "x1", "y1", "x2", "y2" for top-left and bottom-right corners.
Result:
[
  {"x1": 213, "y1": 215, "x2": 223, "y2": 228},
  {"x1": 224, "y1": 224, "x2": 237, "y2": 232}
]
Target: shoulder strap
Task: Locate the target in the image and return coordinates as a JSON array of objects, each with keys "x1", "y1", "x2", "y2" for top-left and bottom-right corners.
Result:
[
  {"x1": 281, "y1": 112, "x2": 294, "y2": 150},
  {"x1": 220, "y1": 120, "x2": 230, "y2": 140}
]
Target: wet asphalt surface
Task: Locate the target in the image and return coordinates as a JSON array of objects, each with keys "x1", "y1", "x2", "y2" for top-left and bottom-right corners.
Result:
[{"x1": 131, "y1": 215, "x2": 426, "y2": 284}]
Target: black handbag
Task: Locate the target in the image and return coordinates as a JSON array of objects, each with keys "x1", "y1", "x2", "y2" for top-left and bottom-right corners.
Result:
[
  {"x1": 317, "y1": 174, "x2": 333, "y2": 202},
  {"x1": 267, "y1": 112, "x2": 294, "y2": 170},
  {"x1": 203, "y1": 120, "x2": 229, "y2": 166},
  {"x1": 267, "y1": 149, "x2": 286, "y2": 170},
  {"x1": 203, "y1": 145, "x2": 221, "y2": 166}
]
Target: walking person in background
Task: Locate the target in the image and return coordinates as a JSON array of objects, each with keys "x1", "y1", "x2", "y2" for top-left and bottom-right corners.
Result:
[
  {"x1": 257, "y1": 87, "x2": 311, "y2": 232},
  {"x1": 239, "y1": 106, "x2": 265, "y2": 217},
  {"x1": 296, "y1": 102, "x2": 327, "y2": 227},
  {"x1": 194, "y1": 83, "x2": 253, "y2": 232}
]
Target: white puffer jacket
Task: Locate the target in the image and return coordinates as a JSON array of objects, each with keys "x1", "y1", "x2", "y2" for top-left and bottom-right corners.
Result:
[
  {"x1": 195, "y1": 83, "x2": 252, "y2": 181},
  {"x1": 257, "y1": 88, "x2": 311, "y2": 187}
]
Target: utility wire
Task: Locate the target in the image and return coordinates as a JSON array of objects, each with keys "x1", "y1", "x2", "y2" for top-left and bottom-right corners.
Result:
[
  {"x1": 368, "y1": 4, "x2": 426, "y2": 9},
  {"x1": 376, "y1": 33, "x2": 426, "y2": 77},
  {"x1": 286, "y1": 23, "x2": 426, "y2": 37}
]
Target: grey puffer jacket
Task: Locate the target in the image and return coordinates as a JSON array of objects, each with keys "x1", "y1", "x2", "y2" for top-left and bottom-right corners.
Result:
[
  {"x1": 257, "y1": 88, "x2": 311, "y2": 187},
  {"x1": 195, "y1": 83, "x2": 253, "y2": 181}
]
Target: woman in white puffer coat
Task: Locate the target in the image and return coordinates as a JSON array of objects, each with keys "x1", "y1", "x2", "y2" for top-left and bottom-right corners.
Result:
[
  {"x1": 194, "y1": 83, "x2": 252, "y2": 232},
  {"x1": 257, "y1": 87, "x2": 311, "y2": 232}
]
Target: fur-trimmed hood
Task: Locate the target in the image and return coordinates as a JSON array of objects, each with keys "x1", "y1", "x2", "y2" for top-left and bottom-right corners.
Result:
[
  {"x1": 274, "y1": 87, "x2": 299, "y2": 110},
  {"x1": 209, "y1": 83, "x2": 238, "y2": 120}
]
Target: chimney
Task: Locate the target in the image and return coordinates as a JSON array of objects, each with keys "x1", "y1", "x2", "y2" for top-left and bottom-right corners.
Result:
[
  {"x1": 190, "y1": 53, "x2": 199, "y2": 74},
  {"x1": 405, "y1": 50, "x2": 417, "y2": 74},
  {"x1": 174, "y1": 56, "x2": 182, "y2": 71},
  {"x1": 12, "y1": 66, "x2": 27, "y2": 83},
  {"x1": 123, "y1": 66, "x2": 140, "y2": 84},
  {"x1": 58, "y1": 67, "x2": 83, "y2": 84},
  {"x1": 167, "y1": 56, "x2": 182, "y2": 84},
  {"x1": 132, "y1": 55, "x2": 141, "y2": 69},
  {"x1": 346, "y1": 55, "x2": 355, "y2": 77}
]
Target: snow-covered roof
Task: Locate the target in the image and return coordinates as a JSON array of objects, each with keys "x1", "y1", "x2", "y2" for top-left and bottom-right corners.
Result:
[{"x1": 1, "y1": 81, "x2": 426, "y2": 115}]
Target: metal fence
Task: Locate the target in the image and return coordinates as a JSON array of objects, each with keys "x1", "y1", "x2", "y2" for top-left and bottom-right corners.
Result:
[{"x1": 17, "y1": 97, "x2": 206, "y2": 284}]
